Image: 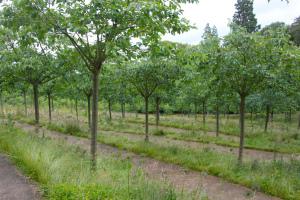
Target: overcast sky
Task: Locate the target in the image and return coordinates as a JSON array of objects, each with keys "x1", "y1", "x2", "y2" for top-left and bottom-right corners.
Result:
[{"x1": 162, "y1": 0, "x2": 300, "y2": 44}]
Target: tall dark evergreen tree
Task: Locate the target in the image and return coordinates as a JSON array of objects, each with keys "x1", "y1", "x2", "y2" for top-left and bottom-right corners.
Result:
[
  {"x1": 290, "y1": 16, "x2": 300, "y2": 46},
  {"x1": 233, "y1": 0, "x2": 260, "y2": 32}
]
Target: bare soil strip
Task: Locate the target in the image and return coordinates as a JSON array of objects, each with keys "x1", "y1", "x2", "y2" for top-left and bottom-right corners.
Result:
[
  {"x1": 0, "y1": 154, "x2": 41, "y2": 200},
  {"x1": 14, "y1": 121, "x2": 281, "y2": 200}
]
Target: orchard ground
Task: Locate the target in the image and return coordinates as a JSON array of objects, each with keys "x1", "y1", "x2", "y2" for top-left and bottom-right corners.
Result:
[{"x1": 0, "y1": 102, "x2": 299, "y2": 200}]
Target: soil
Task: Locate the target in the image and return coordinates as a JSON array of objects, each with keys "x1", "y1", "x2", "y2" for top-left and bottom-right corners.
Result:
[
  {"x1": 0, "y1": 154, "x2": 41, "y2": 200},
  {"x1": 14, "y1": 121, "x2": 281, "y2": 200}
]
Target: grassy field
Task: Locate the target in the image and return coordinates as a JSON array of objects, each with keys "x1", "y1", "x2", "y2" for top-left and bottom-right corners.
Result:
[{"x1": 6, "y1": 108, "x2": 300, "y2": 200}]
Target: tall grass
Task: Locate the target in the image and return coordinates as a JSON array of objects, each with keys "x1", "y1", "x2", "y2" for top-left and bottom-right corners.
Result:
[
  {"x1": 0, "y1": 125, "x2": 197, "y2": 200},
  {"x1": 41, "y1": 121, "x2": 300, "y2": 200}
]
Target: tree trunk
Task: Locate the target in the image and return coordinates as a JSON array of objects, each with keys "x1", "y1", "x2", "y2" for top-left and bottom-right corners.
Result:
[
  {"x1": 145, "y1": 96, "x2": 149, "y2": 142},
  {"x1": 270, "y1": 109, "x2": 273, "y2": 122},
  {"x1": 155, "y1": 97, "x2": 160, "y2": 127},
  {"x1": 23, "y1": 90, "x2": 27, "y2": 116},
  {"x1": 264, "y1": 105, "x2": 270, "y2": 133},
  {"x1": 121, "y1": 103, "x2": 125, "y2": 118},
  {"x1": 226, "y1": 105, "x2": 230, "y2": 121},
  {"x1": 108, "y1": 99, "x2": 112, "y2": 121},
  {"x1": 75, "y1": 98, "x2": 79, "y2": 121},
  {"x1": 87, "y1": 94, "x2": 91, "y2": 128},
  {"x1": 238, "y1": 94, "x2": 246, "y2": 164},
  {"x1": 33, "y1": 84, "x2": 39, "y2": 124},
  {"x1": 51, "y1": 97, "x2": 54, "y2": 111},
  {"x1": 194, "y1": 102, "x2": 197, "y2": 120},
  {"x1": 70, "y1": 99, "x2": 73, "y2": 113},
  {"x1": 202, "y1": 101, "x2": 206, "y2": 128},
  {"x1": 298, "y1": 112, "x2": 300, "y2": 130},
  {"x1": 48, "y1": 93, "x2": 52, "y2": 122},
  {"x1": 250, "y1": 111, "x2": 253, "y2": 128},
  {"x1": 91, "y1": 71, "x2": 100, "y2": 169},
  {"x1": 216, "y1": 104, "x2": 220, "y2": 137},
  {"x1": 0, "y1": 91, "x2": 3, "y2": 116}
]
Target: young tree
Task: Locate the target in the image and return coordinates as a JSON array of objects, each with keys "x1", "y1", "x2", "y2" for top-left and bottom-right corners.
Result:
[
  {"x1": 43, "y1": 81, "x2": 56, "y2": 122},
  {"x1": 127, "y1": 59, "x2": 178, "y2": 142},
  {"x1": 200, "y1": 24, "x2": 225, "y2": 136},
  {"x1": 223, "y1": 25, "x2": 268, "y2": 164},
  {"x1": 3, "y1": 47, "x2": 59, "y2": 124},
  {"x1": 149, "y1": 41, "x2": 187, "y2": 126},
  {"x1": 100, "y1": 65, "x2": 119, "y2": 121},
  {"x1": 259, "y1": 25, "x2": 291, "y2": 132}
]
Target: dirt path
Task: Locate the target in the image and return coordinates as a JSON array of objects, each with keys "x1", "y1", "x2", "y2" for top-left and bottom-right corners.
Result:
[
  {"x1": 15, "y1": 121, "x2": 281, "y2": 200},
  {"x1": 103, "y1": 130, "x2": 299, "y2": 161},
  {"x1": 0, "y1": 154, "x2": 40, "y2": 200}
]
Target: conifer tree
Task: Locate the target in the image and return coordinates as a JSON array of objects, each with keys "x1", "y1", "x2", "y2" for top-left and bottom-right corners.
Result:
[{"x1": 233, "y1": 0, "x2": 260, "y2": 32}]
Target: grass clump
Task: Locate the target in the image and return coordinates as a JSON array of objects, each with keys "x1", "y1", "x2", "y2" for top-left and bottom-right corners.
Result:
[
  {"x1": 153, "y1": 129, "x2": 166, "y2": 136},
  {"x1": 64, "y1": 121, "x2": 82, "y2": 136}
]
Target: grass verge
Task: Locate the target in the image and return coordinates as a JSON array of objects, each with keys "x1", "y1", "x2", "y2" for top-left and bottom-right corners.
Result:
[
  {"x1": 0, "y1": 124, "x2": 198, "y2": 200},
  {"x1": 37, "y1": 120, "x2": 300, "y2": 200}
]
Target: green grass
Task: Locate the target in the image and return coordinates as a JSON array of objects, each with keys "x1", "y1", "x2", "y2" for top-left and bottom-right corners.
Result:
[
  {"x1": 117, "y1": 118, "x2": 300, "y2": 154},
  {"x1": 38, "y1": 119, "x2": 300, "y2": 200},
  {"x1": 100, "y1": 137, "x2": 300, "y2": 200},
  {"x1": 0, "y1": 124, "x2": 199, "y2": 200},
  {"x1": 9, "y1": 105, "x2": 300, "y2": 154}
]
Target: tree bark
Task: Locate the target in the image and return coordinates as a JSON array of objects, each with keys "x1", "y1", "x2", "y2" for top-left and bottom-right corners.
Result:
[
  {"x1": 298, "y1": 112, "x2": 300, "y2": 130},
  {"x1": 250, "y1": 111, "x2": 253, "y2": 127},
  {"x1": 270, "y1": 109, "x2": 274, "y2": 122},
  {"x1": 238, "y1": 94, "x2": 246, "y2": 164},
  {"x1": 0, "y1": 91, "x2": 3, "y2": 116},
  {"x1": 70, "y1": 99, "x2": 73, "y2": 113},
  {"x1": 264, "y1": 105, "x2": 270, "y2": 133},
  {"x1": 33, "y1": 84, "x2": 39, "y2": 124},
  {"x1": 155, "y1": 97, "x2": 160, "y2": 127},
  {"x1": 91, "y1": 71, "x2": 100, "y2": 169},
  {"x1": 202, "y1": 101, "x2": 206, "y2": 128},
  {"x1": 51, "y1": 97, "x2": 54, "y2": 111},
  {"x1": 87, "y1": 94, "x2": 91, "y2": 128},
  {"x1": 145, "y1": 96, "x2": 149, "y2": 142},
  {"x1": 108, "y1": 99, "x2": 112, "y2": 121},
  {"x1": 194, "y1": 102, "x2": 197, "y2": 120},
  {"x1": 75, "y1": 98, "x2": 79, "y2": 121},
  {"x1": 23, "y1": 90, "x2": 27, "y2": 116},
  {"x1": 216, "y1": 104, "x2": 220, "y2": 137},
  {"x1": 227, "y1": 105, "x2": 230, "y2": 121},
  {"x1": 47, "y1": 93, "x2": 52, "y2": 122},
  {"x1": 121, "y1": 103, "x2": 125, "y2": 118}
]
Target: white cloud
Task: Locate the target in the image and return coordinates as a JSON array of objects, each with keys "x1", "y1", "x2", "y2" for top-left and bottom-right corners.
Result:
[{"x1": 163, "y1": 0, "x2": 300, "y2": 44}]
